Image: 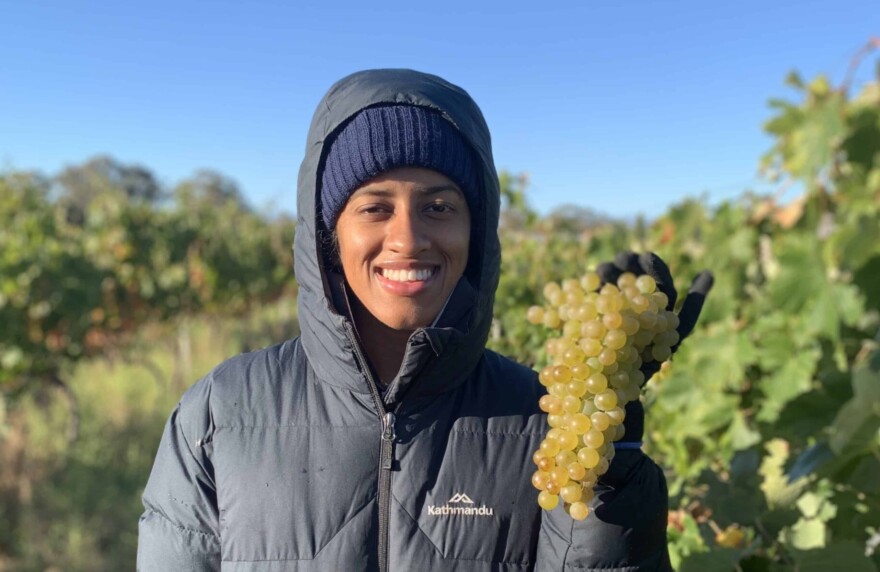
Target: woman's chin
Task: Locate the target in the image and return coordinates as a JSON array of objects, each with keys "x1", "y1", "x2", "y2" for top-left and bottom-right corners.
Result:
[{"x1": 374, "y1": 309, "x2": 438, "y2": 332}]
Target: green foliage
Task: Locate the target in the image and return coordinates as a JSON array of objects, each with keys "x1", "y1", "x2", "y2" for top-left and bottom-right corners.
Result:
[
  {"x1": 488, "y1": 55, "x2": 880, "y2": 569},
  {"x1": 0, "y1": 160, "x2": 296, "y2": 389},
  {"x1": 0, "y1": 303, "x2": 298, "y2": 570}
]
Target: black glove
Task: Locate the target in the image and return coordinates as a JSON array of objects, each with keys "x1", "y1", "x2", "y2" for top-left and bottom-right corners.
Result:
[{"x1": 595, "y1": 251, "x2": 713, "y2": 442}]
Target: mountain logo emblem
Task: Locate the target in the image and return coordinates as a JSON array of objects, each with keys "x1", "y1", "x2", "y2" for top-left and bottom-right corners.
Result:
[{"x1": 447, "y1": 493, "x2": 475, "y2": 504}]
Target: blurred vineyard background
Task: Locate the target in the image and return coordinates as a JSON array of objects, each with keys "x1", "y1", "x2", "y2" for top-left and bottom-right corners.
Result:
[{"x1": 2, "y1": 52, "x2": 879, "y2": 570}]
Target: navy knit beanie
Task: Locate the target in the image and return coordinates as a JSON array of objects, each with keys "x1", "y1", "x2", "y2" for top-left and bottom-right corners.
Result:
[{"x1": 320, "y1": 105, "x2": 480, "y2": 230}]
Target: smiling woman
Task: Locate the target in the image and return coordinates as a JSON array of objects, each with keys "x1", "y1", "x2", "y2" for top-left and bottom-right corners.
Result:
[{"x1": 137, "y1": 69, "x2": 676, "y2": 572}]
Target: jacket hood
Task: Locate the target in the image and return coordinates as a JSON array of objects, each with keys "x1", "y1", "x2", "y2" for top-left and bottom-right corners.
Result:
[{"x1": 294, "y1": 69, "x2": 501, "y2": 406}]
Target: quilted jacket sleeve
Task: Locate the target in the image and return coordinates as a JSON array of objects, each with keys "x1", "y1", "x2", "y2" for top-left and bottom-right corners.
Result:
[
  {"x1": 534, "y1": 449, "x2": 672, "y2": 572},
  {"x1": 137, "y1": 378, "x2": 221, "y2": 571}
]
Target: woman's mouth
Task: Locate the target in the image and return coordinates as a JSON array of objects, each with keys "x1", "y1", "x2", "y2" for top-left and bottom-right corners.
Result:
[
  {"x1": 376, "y1": 266, "x2": 438, "y2": 295},
  {"x1": 380, "y1": 267, "x2": 437, "y2": 282}
]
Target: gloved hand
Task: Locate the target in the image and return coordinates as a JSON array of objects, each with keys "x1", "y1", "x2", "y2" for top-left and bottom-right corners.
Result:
[{"x1": 594, "y1": 251, "x2": 713, "y2": 441}]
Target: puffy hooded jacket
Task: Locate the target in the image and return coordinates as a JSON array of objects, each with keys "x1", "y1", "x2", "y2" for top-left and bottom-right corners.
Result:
[{"x1": 137, "y1": 69, "x2": 671, "y2": 571}]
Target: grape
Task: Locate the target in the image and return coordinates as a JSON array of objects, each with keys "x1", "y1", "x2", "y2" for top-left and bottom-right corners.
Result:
[
  {"x1": 558, "y1": 317, "x2": 576, "y2": 338},
  {"x1": 567, "y1": 462, "x2": 587, "y2": 481},
  {"x1": 556, "y1": 430, "x2": 579, "y2": 451},
  {"x1": 585, "y1": 372, "x2": 608, "y2": 394},
  {"x1": 629, "y1": 294, "x2": 649, "y2": 313},
  {"x1": 570, "y1": 362, "x2": 590, "y2": 381},
  {"x1": 603, "y1": 329, "x2": 627, "y2": 350},
  {"x1": 561, "y1": 396, "x2": 582, "y2": 414},
  {"x1": 526, "y1": 306, "x2": 545, "y2": 325},
  {"x1": 538, "y1": 395, "x2": 560, "y2": 414},
  {"x1": 589, "y1": 412, "x2": 610, "y2": 432},
  {"x1": 538, "y1": 367, "x2": 554, "y2": 387},
  {"x1": 594, "y1": 389, "x2": 618, "y2": 411},
  {"x1": 606, "y1": 407, "x2": 626, "y2": 425},
  {"x1": 616, "y1": 272, "x2": 637, "y2": 288},
  {"x1": 652, "y1": 291, "x2": 669, "y2": 311},
  {"x1": 540, "y1": 439, "x2": 560, "y2": 457},
  {"x1": 578, "y1": 337, "x2": 602, "y2": 357},
  {"x1": 532, "y1": 471, "x2": 550, "y2": 490},
  {"x1": 561, "y1": 278, "x2": 580, "y2": 293},
  {"x1": 582, "y1": 319, "x2": 606, "y2": 339},
  {"x1": 565, "y1": 288, "x2": 584, "y2": 305},
  {"x1": 552, "y1": 365, "x2": 572, "y2": 384},
  {"x1": 583, "y1": 429, "x2": 604, "y2": 448},
  {"x1": 651, "y1": 344, "x2": 672, "y2": 362},
  {"x1": 562, "y1": 346, "x2": 586, "y2": 366},
  {"x1": 567, "y1": 379, "x2": 587, "y2": 397},
  {"x1": 602, "y1": 311, "x2": 622, "y2": 330},
  {"x1": 580, "y1": 273, "x2": 600, "y2": 292},
  {"x1": 555, "y1": 450, "x2": 577, "y2": 467},
  {"x1": 568, "y1": 413, "x2": 591, "y2": 433},
  {"x1": 608, "y1": 371, "x2": 630, "y2": 389},
  {"x1": 538, "y1": 490, "x2": 559, "y2": 510},
  {"x1": 568, "y1": 501, "x2": 589, "y2": 521},
  {"x1": 621, "y1": 314, "x2": 640, "y2": 335},
  {"x1": 560, "y1": 483, "x2": 582, "y2": 503},
  {"x1": 637, "y1": 311, "x2": 657, "y2": 330},
  {"x1": 577, "y1": 446, "x2": 599, "y2": 468},
  {"x1": 573, "y1": 303, "x2": 597, "y2": 321},
  {"x1": 527, "y1": 270, "x2": 678, "y2": 520},
  {"x1": 550, "y1": 466, "x2": 570, "y2": 486},
  {"x1": 635, "y1": 275, "x2": 656, "y2": 294}
]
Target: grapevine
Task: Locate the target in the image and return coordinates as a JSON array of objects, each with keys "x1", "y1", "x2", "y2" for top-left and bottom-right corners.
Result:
[{"x1": 526, "y1": 270, "x2": 679, "y2": 520}]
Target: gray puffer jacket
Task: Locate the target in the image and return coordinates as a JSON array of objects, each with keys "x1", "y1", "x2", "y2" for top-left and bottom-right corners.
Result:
[{"x1": 137, "y1": 69, "x2": 671, "y2": 571}]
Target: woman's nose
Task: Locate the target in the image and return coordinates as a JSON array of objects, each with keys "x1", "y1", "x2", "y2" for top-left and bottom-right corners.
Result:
[{"x1": 386, "y1": 210, "x2": 429, "y2": 254}]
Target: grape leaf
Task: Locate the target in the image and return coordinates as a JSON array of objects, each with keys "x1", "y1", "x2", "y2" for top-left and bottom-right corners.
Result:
[
  {"x1": 679, "y1": 548, "x2": 742, "y2": 572},
  {"x1": 791, "y1": 541, "x2": 878, "y2": 572},
  {"x1": 805, "y1": 282, "x2": 865, "y2": 342},
  {"x1": 770, "y1": 389, "x2": 840, "y2": 445},
  {"x1": 842, "y1": 454, "x2": 880, "y2": 494},
  {"x1": 757, "y1": 349, "x2": 818, "y2": 423},
  {"x1": 787, "y1": 442, "x2": 835, "y2": 482},
  {"x1": 829, "y1": 350, "x2": 880, "y2": 455},
  {"x1": 760, "y1": 439, "x2": 807, "y2": 507},
  {"x1": 787, "y1": 517, "x2": 826, "y2": 550}
]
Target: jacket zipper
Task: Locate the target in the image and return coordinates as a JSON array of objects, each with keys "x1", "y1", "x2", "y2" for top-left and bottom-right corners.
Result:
[
  {"x1": 344, "y1": 322, "x2": 397, "y2": 572},
  {"x1": 379, "y1": 411, "x2": 396, "y2": 572}
]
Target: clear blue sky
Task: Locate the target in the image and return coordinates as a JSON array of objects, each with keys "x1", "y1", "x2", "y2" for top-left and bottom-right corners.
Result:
[{"x1": 1, "y1": 1, "x2": 877, "y2": 218}]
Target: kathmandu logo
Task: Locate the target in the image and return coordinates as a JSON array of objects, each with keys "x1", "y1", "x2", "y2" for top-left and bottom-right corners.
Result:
[{"x1": 427, "y1": 493, "x2": 494, "y2": 517}]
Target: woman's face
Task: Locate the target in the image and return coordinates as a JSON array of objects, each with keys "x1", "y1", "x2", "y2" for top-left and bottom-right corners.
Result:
[{"x1": 335, "y1": 167, "x2": 471, "y2": 331}]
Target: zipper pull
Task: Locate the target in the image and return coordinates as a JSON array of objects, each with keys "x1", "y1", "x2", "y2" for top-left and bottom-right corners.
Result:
[
  {"x1": 382, "y1": 412, "x2": 396, "y2": 442},
  {"x1": 381, "y1": 412, "x2": 396, "y2": 470}
]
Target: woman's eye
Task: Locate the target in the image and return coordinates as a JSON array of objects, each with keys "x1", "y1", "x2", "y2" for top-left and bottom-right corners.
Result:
[
  {"x1": 425, "y1": 202, "x2": 455, "y2": 214},
  {"x1": 357, "y1": 204, "x2": 391, "y2": 215}
]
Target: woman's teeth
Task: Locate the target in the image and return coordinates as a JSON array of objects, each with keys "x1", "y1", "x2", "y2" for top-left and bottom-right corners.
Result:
[{"x1": 381, "y1": 268, "x2": 435, "y2": 282}]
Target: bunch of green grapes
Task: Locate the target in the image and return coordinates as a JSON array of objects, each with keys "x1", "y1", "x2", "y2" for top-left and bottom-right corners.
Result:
[{"x1": 526, "y1": 271, "x2": 679, "y2": 521}]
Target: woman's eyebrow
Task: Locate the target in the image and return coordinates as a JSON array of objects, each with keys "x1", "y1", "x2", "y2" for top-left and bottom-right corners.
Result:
[
  {"x1": 353, "y1": 185, "x2": 463, "y2": 198},
  {"x1": 353, "y1": 188, "x2": 395, "y2": 198},
  {"x1": 415, "y1": 185, "x2": 463, "y2": 196}
]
